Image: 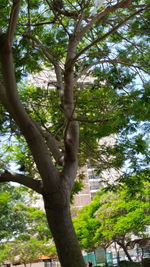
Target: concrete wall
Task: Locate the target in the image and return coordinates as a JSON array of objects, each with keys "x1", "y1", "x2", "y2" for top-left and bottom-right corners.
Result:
[
  {"x1": 11, "y1": 260, "x2": 61, "y2": 267},
  {"x1": 12, "y1": 262, "x2": 44, "y2": 267}
]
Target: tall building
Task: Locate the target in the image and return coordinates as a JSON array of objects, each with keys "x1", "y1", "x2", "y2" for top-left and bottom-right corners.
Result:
[
  {"x1": 73, "y1": 166, "x2": 91, "y2": 209},
  {"x1": 74, "y1": 135, "x2": 121, "y2": 209}
]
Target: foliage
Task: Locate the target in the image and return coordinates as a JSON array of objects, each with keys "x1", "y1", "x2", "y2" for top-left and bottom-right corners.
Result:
[
  {"x1": 119, "y1": 261, "x2": 140, "y2": 267},
  {"x1": 0, "y1": 0, "x2": 150, "y2": 266},
  {"x1": 0, "y1": 184, "x2": 29, "y2": 242},
  {"x1": 0, "y1": 0, "x2": 149, "y2": 177},
  {"x1": 73, "y1": 193, "x2": 101, "y2": 250},
  {"x1": 0, "y1": 184, "x2": 54, "y2": 265},
  {"x1": 74, "y1": 172, "x2": 150, "y2": 251},
  {"x1": 95, "y1": 184, "x2": 150, "y2": 243},
  {"x1": 0, "y1": 238, "x2": 56, "y2": 265}
]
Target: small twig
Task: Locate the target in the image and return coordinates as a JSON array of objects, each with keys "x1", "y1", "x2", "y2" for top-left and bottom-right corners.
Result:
[
  {"x1": 19, "y1": 20, "x2": 56, "y2": 27},
  {"x1": 73, "y1": 117, "x2": 110, "y2": 123}
]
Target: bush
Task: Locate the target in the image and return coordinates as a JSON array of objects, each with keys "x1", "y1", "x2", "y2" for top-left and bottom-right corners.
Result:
[
  {"x1": 119, "y1": 261, "x2": 140, "y2": 267},
  {"x1": 142, "y1": 258, "x2": 150, "y2": 267}
]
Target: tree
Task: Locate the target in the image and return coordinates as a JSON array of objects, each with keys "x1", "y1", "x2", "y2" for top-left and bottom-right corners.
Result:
[
  {"x1": 0, "y1": 186, "x2": 55, "y2": 266},
  {"x1": 17, "y1": 204, "x2": 52, "y2": 241},
  {"x1": 74, "y1": 173, "x2": 150, "y2": 261},
  {"x1": 1, "y1": 237, "x2": 56, "y2": 267},
  {"x1": 0, "y1": 183, "x2": 51, "y2": 244},
  {"x1": 73, "y1": 194, "x2": 101, "y2": 251},
  {"x1": 0, "y1": 0, "x2": 149, "y2": 266},
  {"x1": 95, "y1": 185, "x2": 150, "y2": 261},
  {"x1": 0, "y1": 184, "x2": 30, "y2": 242},
  {"x1": 0, "y1": 237, "x2": 56, "y2": 267}
]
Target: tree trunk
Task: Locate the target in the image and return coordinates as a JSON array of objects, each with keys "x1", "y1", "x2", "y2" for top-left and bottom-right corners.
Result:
[
  {"x1": 119, "y1": 244, "x2": 133, "y2": 262},
  {"x1": 44, "y1": 194, "x2": 85, "y2": 267}
]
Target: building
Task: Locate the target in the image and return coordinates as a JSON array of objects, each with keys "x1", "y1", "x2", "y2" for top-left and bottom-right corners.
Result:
[
  {"x1": 73, "y1": 166, "x2": 92, "y2": 209},
  {"x1": 3, "y1": 256, "x2": 60, "y2": 267},
  {"x1": 74, "y1": 135, "x2": 121, "y2": 209}
]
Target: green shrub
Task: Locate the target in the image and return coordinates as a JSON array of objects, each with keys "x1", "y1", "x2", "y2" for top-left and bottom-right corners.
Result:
[
  {"x1": 119, "y1": 261, "x2": 140, "y2": 267},
  {"x1": 142, "y1": 258, "x2": 150, "y2": 267}
]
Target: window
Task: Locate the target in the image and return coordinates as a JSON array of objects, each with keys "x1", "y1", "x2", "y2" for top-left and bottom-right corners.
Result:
[{"x1": 44, "y1": 260, "x2": 52, "y2": 267}]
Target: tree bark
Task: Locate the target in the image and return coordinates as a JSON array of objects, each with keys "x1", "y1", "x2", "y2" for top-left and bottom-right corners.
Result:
[
  {"x1": 43, "y1": 190, "x2": 85, "y2": 267},
  {"x1": 118, "y1": 243, "x2": 133, "y2": 262},
  {"x1": 123, "y1": 246, "x2": 133, "y2": 262},
  {"x1": 0, "y1": 36, "x2": 85, "y2": 267}
]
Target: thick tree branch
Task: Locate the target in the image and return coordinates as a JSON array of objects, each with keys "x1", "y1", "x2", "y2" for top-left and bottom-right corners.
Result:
[
  {"x1": 62, "y1": 21, "x2": 82, "y2": 163},
  {"x1": 63, "y1": 109, "x2": 79, "y2": 163},
  {"x1": 44, "y1": 132, "x2": 64, "y2": 165},
  {"x1": 61, "y1": 32, "x2": 80, "y2": 187},
  {"x1": 74, "y1": 7, "x2": 148, "y2": 61},
  {"x1": 0, "y1": 171, "x2": 43, "y2": 194},
  {"x1": 54, "y1": 62, "x2": 64, "y2": 98},
  {"x1": 33, "y1": 120, "x2": 64, "y2": 166},
  {"x1": 74, "y1": 12, "x2": 85, "y2": 37},
  {"x1": 0, "y1": 83, "x2": 7, "y2": 106},
  {"x1": 7, "y1": 0, "x2": 21, "y2": 46},
  {"x1": 0, "y1": 40, "x2": 58, "y2": 191}
]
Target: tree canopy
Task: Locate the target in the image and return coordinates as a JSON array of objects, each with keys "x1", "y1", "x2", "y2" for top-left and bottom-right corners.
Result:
[
  {"x1": 0, "y1": 237, "x2": 56, "y2": 266},
  {"x1": 0, "y1": 184, "x2": 55, "y2": 265},
  {"x1": 74, "y1": 171, "x2": 150, "y2": 260},
  {"x1": 0, "y1": 0, "x2": 149, "y2": 177},
  {"x1": 0, "y1": 184, "x2": 30, "y2": 242},
  {"x1": 0, "y1": 0, "x2": 150, "y2": 266}
]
